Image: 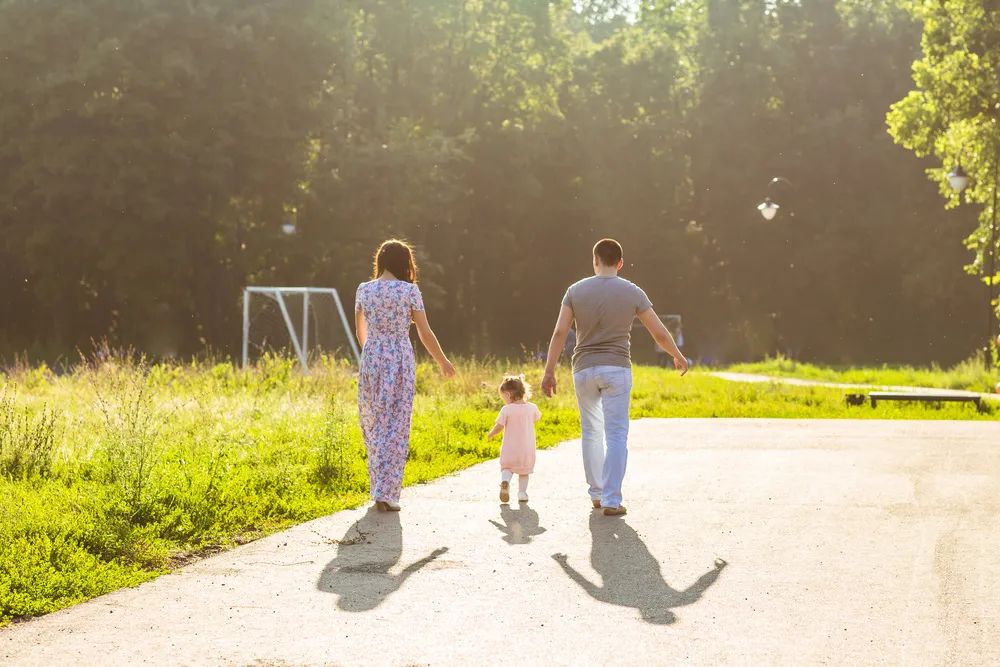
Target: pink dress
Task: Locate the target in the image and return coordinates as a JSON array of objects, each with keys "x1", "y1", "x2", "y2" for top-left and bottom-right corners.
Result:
[{"x1": 496, "y1": 402, "x2": 541, "y2": 475}]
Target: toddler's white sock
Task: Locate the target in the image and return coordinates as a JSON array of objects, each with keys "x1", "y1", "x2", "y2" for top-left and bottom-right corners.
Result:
[
  {"x1": 518, "y1": 475, "x2": 529, "y2": 496},
  {"x1": 501, "y1": 470, "x2": 513, "y2": 483}
]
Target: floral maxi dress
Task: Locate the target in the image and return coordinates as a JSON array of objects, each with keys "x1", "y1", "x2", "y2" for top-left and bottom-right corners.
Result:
[{"x1": 355, "y1": 279, "x2": 424, "y2": 503}]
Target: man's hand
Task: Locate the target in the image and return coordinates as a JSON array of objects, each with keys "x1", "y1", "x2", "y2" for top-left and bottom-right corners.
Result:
[
  {"x1": 542, "y1": 305, "x2": 573, "y2": 397},
  {"x1": 542, "y1": 372, "x2": 557, "y2": 397},
  {"x1": 638, "y1": 308, "x2": 689, "y2": 376},
  {"x1": 673, "y1": 355, "x2": 689, "y2": 376}
]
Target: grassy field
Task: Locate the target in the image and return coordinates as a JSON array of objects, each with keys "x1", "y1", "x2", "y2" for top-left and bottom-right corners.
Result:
[
  {"x1": 726, "y1": 355, "x2": 999, "y2": 393},
  {"x1": 1, "y1": 355, "x2": 997, "y2": 626}
]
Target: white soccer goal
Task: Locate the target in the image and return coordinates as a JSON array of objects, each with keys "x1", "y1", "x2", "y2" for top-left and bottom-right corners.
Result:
[{"x1": 242, "y1": 287, "x2": 360, "y2": 372}]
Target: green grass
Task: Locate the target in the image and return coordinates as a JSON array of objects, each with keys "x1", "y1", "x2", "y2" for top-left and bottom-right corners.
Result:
[
  {"x1": 725, "y1": 355, "x2": 999, "y2": 393},
  {"x1": 1, "y1": 354, "x2": 997, "y2": 626}
]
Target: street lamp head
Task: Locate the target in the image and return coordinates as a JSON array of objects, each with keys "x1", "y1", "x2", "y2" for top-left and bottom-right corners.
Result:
[
  {"x1": 947, "y1": 164, "x2": 970, "y2": 193},
  {"x1": 757, "y1": 197, "x2": 780, "y2": 221}
]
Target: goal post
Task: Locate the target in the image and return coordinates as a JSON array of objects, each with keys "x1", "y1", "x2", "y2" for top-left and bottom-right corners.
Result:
[
  {"x1": 630, "y1": 313, "x2": 685, "y2": 366},
  {"x1": 242, "y1": 286, "x2": 360, "y2": 372}
]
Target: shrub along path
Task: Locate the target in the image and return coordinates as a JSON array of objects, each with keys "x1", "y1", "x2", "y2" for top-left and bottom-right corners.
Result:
[{"x1": 3, "y1": 418, "x2": 999, "y2": 666}]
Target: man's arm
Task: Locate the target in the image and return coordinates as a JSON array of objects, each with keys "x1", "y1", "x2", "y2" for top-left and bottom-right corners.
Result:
[
  {"x1": 552, "y1": 553, "x2": 603, "y2": 599},
  {"x1": 542, "y1": 304, "x2": 574, "y2": 397},
  {"x1": 637, "y1": 308, "x2": 689, "y2": 375}
]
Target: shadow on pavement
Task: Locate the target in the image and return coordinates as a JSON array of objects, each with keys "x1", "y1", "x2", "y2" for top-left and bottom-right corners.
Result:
[
  {"x1": 316, "y1": 507, "x2": 448, "y2": 612},
  {"x1": 553, "y1": 513, "x2": 727, "y2": 624},
  {"x1": 489, "y1": 504, "x2": 547, "y2": 545}
]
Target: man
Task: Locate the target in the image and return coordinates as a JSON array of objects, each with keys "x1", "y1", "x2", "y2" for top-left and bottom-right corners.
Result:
[{"x1": 541, "y1": 239, "x2": 688, "y2": 516}]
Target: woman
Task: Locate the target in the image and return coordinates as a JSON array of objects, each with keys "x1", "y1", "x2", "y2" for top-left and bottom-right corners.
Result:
[{"x1": 355, "y1": 239, "x2": 455, "y2": 511}]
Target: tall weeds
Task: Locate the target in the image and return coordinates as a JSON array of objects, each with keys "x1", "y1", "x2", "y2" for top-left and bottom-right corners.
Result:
[
  {"x1": 93, "y1": 366, "x2": 168, "y2": 524},
  {"x1": 0, "y1": 389, "x2": 59, "y2": 480},
  {"x1": 315, "y1": 398, "x2": 356, "y2": 486}
]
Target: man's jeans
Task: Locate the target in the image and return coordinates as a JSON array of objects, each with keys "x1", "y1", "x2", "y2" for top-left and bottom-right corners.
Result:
[{"x1": 573, "y1": 365, "x2": 632, "y2": 508}]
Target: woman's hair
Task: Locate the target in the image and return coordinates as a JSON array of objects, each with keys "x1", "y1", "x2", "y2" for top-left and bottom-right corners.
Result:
[
  {"x1": 499, "y1": 374, "x2": 531, "y2": 401},
  {"x1": 373, "y1": 239, "x2": 418, "y2": 283}
]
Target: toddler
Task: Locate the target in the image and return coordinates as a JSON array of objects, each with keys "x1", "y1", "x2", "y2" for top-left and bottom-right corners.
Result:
[{"x1": 487, "y1": 374, "x2": 541, "y2": 503}]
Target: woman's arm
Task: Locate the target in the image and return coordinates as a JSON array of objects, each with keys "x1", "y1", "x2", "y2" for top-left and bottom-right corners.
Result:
[
  {"x1": 412, "y1": 310, "x2": 456, "y2": 377},
  {"x1": 355, "y1": 308, "x2": 367, "y2": 347}
]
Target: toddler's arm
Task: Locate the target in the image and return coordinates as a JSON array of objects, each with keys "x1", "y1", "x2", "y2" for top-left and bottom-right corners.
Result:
[{"x1": 487, "y1": 406, "x2": 506, "y2": 439}]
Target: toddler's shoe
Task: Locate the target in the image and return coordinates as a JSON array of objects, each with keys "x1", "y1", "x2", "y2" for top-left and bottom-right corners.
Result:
[
  {"x1": 602, "y1": 505, "x2": 627, "y2": 516},
  {"x1": 518, "y1": 492, "x2": 529, "y2": 503},
  {"x1": 499, "y1": 481, "x2": 510, "y2": 503},
  {"x1": 591, "y1": 499, "x2": 601, "y2": 509}
]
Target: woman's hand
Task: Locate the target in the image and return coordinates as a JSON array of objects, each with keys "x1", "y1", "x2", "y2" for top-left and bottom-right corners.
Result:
[{"x1": 413, "y1": 310, "x2": 454, "y2": 378}]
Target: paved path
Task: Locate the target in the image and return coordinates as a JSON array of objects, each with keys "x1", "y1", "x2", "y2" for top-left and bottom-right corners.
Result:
[
  {"x1": 711, "y1": 371, "x2": 1000, "y2": 401},
  {"x1": 4, "y1": 419, "x2": 1000, "y2": 666}
]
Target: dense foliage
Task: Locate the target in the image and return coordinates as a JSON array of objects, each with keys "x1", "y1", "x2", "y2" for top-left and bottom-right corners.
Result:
[{"x1": 0, "y1": 1, "x2": 988, "y2": 364}]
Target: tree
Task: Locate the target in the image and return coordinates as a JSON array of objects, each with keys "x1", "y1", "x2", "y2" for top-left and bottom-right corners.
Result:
[
  {"x1": 0, "y1": 0, "x2": 989, "y2": 365},
  {"x1": 887, "y1": 0, "x2": 1000, "y2": 345},
  {"x1": 0, "y1": 0, "x2": 337, "y2": 356}
]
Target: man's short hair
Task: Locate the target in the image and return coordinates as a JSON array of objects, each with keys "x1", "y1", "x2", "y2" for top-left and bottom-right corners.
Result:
[{"x1": 593, "y1": 238, "x2": 623, "y2": 267}]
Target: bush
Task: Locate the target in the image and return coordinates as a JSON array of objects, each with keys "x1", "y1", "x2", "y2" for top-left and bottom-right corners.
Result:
[{"x1": 0, "y1": 389, "x2": 59, "y2": 480}]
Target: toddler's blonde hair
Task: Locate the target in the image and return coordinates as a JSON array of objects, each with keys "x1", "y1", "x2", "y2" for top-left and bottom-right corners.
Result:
[{"x1": 499, "y1": 374, "x2": 531, "y2": 401}]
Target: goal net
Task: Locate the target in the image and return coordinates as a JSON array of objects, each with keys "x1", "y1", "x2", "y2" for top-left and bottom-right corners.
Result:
[
  {"x1": 242, "y1": 287, "x2": 359, "y2": 372},
  {"x1": 630, "y1": 313, "x2": 684, "y2": 366}
]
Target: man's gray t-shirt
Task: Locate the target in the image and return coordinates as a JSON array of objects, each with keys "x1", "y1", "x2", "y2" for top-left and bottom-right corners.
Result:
[{"x1": 562, "y1": 276, "x2": 653, "y2": 372}]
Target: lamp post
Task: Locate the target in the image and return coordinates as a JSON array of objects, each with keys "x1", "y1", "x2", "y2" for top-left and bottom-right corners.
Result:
[
  {"x1": 756, "y1": 177, "x2": 793, "y2": 220},
  {"x1": 948, "y1": 159, "x2": 999, "y2": 370},
  {"x1": 947, "y1": 165, "x2": 970, "y2": 193},
  {"x1": 757, "y1": 197, "x2": 779, "y2": 220},
  {"x1": 751, "y1": 176, "x2": 797, "y2": 359}
]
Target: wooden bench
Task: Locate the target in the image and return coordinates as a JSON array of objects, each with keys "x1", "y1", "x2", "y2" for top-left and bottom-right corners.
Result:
[{"x1": 846, "y1": 391, "x2": 985, "y2": 412}]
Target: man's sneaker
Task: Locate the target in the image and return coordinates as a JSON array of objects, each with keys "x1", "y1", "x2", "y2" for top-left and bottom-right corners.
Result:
[
  {"x1": 499, "y1": 481, "x2": 510, "y2": 503},
  {"x1": 602, "y1": 505, "x2": 627, "y2": 516},
  {"x1": 592, "y1": 499, "x2": 602, "y2": 509}
]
